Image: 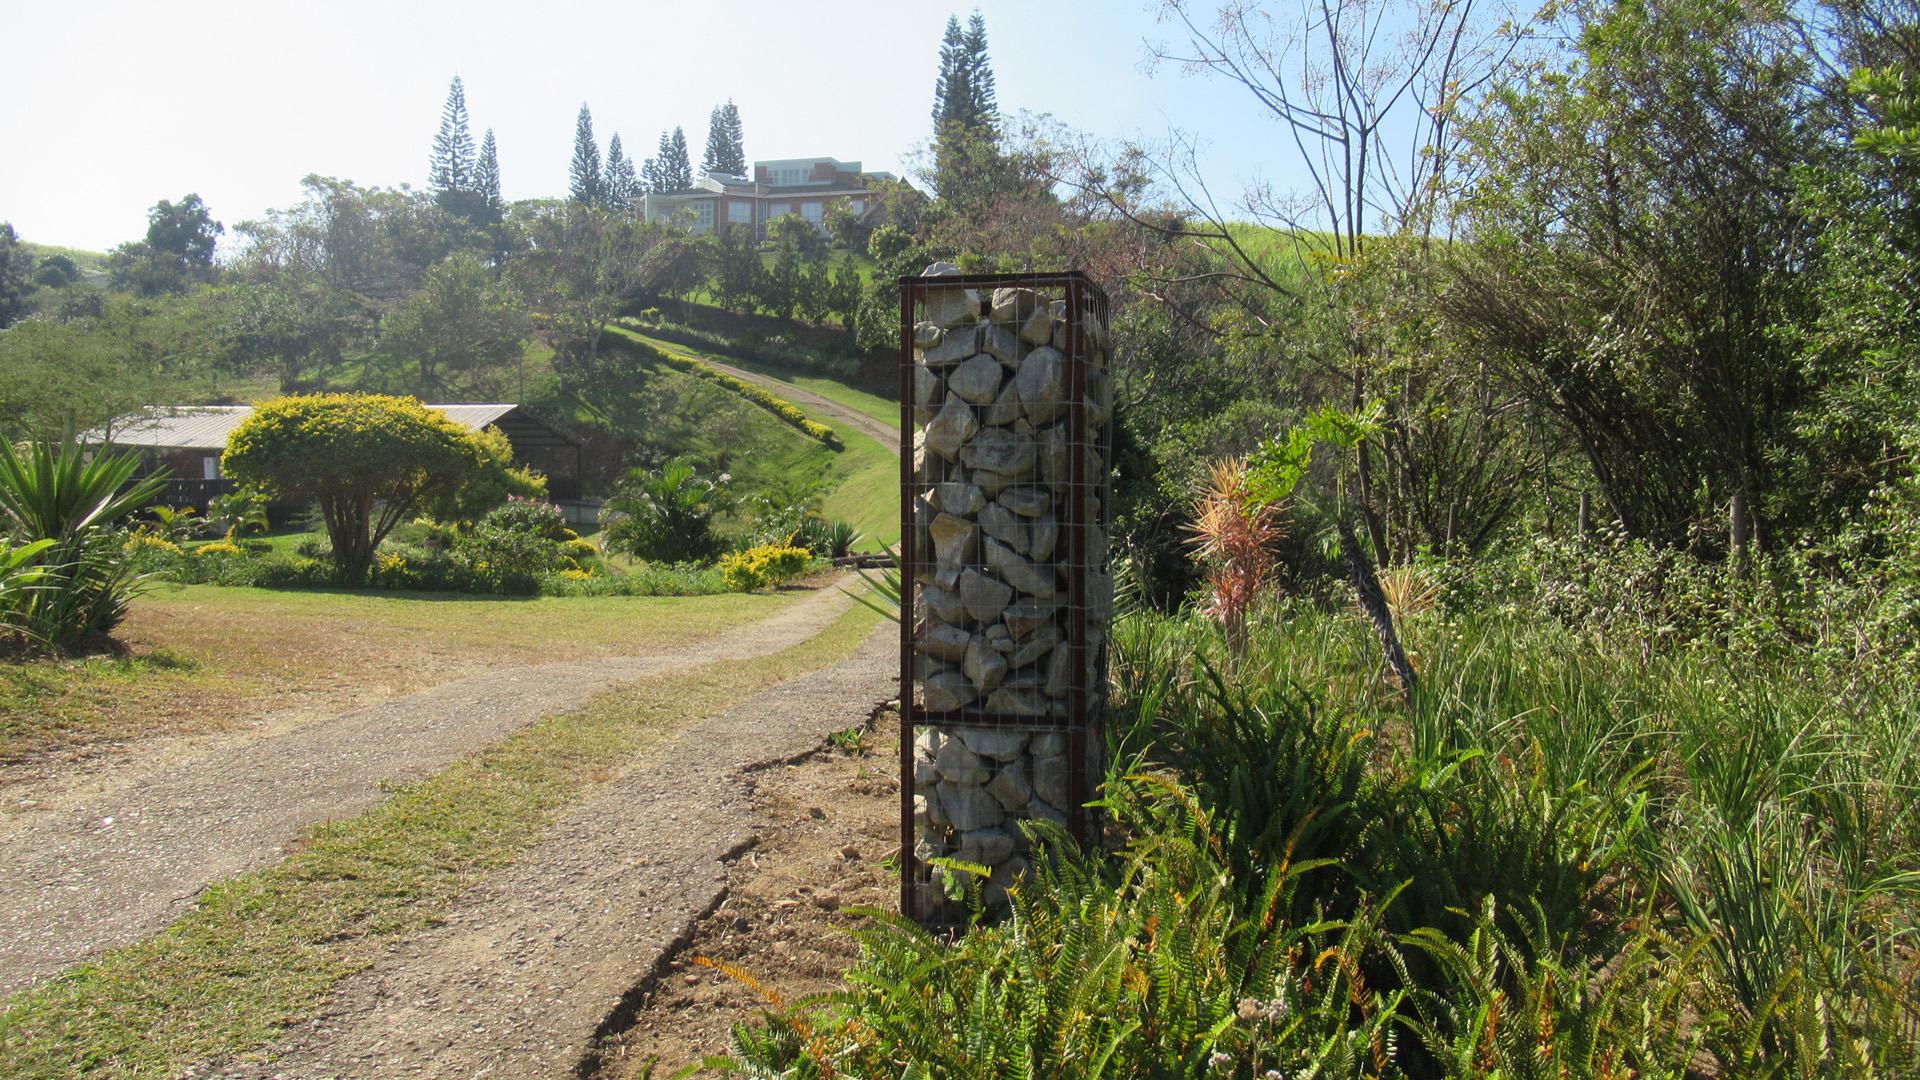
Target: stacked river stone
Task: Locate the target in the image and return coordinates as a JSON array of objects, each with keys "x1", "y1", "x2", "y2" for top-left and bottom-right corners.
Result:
[{"x1": 905, "y1": 265, "x2": 1112, "y2": 914}]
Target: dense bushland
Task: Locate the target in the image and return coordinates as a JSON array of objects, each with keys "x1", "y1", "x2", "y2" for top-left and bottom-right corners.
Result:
[{"x1": 714, "y1": 563, "x2": 1919, "y2": 1076}]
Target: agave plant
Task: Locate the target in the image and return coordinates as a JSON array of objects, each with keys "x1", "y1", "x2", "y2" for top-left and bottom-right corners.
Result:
[
  {"x1": 0, "y1": 441, "x2": 167, "y2": 652},
  {"x1": 0, "y1": 440, "x2": 168, "y2": 543},
  {"x1": 0, "y1": 537, "x2": 56, "y2": 653},
  {"x1": 845, "y1": 543, "x2": 902, "y2": 621}
]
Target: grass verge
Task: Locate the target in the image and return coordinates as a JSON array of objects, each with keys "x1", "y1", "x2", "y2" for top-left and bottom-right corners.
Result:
[
  {"x1": 0, "y1": 596, "x2": 883, "y2": 1077},
  {"x1": 2, "y1": 584, "x2": 807, "y2": 776}
]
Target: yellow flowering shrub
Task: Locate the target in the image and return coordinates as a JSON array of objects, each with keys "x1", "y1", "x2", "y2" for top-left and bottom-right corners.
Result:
[{"x1": 720, "y1": 544, "x2": 813, "y2": 591}]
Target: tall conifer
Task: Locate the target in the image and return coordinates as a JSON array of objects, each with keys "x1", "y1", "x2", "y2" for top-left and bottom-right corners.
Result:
[
  {"x1": 605, "y1": 134, "x2": 639, "y2": 210},
  {"x1": 931, "y1": 16, "x2": 970, "y2": 133},
  {"x1": 703, "y1": 100, "x2": 747, "y2": 176},
  {"x1": 653, "y1": 128, "x2": 693, "y2": 192},
  {"x1": 667, "y1": 126, "x2": 693, "y2": 190},
  {"x1": 430, "y1": 75, "x2": 476, "y2": 193},
  {"x1": 931, "y1": 9, "x2": 1000, "y2": 199},
  {"x1": 653, "y1": 131, "x2": 674, "y2": 193},
  {"x1": 475, "y1": 129, "x2": 502, "y2": 209},
  {"x1": 962, "y1": 11, "x2": 998, "y2": 132},
  {"x1": 569, "y1": 104, "x2": 602, "y2": 205}
]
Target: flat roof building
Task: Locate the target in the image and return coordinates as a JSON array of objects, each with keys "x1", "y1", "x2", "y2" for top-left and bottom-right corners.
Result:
[{"x1": 640, "y1": 156, "x2": 898, "y2": 238}]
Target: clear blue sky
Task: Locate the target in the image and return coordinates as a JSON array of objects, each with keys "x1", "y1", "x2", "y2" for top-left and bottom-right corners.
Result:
[{"x1": 0, "y1": 0, "x2": 1286, "y2": 252}]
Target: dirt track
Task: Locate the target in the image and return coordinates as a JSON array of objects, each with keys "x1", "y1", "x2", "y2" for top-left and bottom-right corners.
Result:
[
  {"x1": 208, "y1": 622, "x2": 895, "y2": 1078},
  {"x1": 0, "y1": 584, "x2": 859, "y2": 998}
]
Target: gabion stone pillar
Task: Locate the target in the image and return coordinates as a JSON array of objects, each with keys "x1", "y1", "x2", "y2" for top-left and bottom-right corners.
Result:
[{"x1": 898, "y1": 268, "x2": 1113, "y2": 922}]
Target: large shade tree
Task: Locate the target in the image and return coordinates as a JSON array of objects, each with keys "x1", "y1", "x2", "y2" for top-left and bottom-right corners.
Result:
[
  {"x1": 223, "y1": 394, "x2": 491, "y2": 580},
  {"x1": 108, "y1": 195, "x2": 224, "y2": 296}
]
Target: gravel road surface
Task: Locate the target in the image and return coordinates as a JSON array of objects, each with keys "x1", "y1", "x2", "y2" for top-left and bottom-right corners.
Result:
[
  {"x1": 0, "y1": 584, "x2": 857, "y2": 997},
  {"x1": 210, "y1": 622, "x2": 894, "y2": 1078}
]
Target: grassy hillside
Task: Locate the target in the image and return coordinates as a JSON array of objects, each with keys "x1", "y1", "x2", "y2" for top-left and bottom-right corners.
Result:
[
  {"x1": 537, "y1": 330, "x2": 897, "y2": 548},
  {"x1": 17, "y1": 240, "x2": 109, "y2": 278}
]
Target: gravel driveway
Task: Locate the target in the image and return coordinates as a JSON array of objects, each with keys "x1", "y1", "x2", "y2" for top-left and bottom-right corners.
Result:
[
  {"x1": 208, "y1": 621, "x2": 896, "y2": 1078},
  {"x1": 0, "y1": 583, "x2": 858, "y2": 998}
]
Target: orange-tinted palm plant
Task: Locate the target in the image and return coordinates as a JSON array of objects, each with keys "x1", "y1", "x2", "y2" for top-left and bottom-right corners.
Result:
[{"x1": 1185, "y1": 457, "x2": 1285, "y2": 655}]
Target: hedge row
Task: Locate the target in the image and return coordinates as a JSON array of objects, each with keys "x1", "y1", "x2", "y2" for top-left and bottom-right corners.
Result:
[
  {"x1": 627, "y1": 318, "x2": 865, "y2": 379},
  {"x1": 608, "y1": 326, "x2": 843, "y2": 449}
]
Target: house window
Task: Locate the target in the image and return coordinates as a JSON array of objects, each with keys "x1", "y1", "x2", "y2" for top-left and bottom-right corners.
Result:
[
  {"x1": 801, "y1": 202, "x2": 823, "y2": 225},
  {"x1": 847, "y1": 198, "x2": 864, "y2": 215},
  {"x1": 767, "y1": 201, "x2": 791, "y2": 220},
  {"x1": 202, "y1": 455, "x2": 220, "y2": 480},
  {"x1": 727, "y1": 201, "x2": 753, "y2": 224}
]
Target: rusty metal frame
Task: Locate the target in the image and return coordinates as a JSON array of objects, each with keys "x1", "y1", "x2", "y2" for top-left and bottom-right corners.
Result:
[{"x1": 896, "y1": 270, "x2": 1112, "y2": 921}]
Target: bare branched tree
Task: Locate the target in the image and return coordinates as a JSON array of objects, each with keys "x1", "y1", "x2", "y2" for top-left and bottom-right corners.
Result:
[{"x1": 1066, "y1": 0, "x2": 1530, "y2": 562}]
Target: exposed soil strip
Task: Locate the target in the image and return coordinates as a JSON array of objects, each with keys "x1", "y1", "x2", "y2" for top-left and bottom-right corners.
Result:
[{"x1": 594, "y1": 707, "x2": 902, "y2": 1077}]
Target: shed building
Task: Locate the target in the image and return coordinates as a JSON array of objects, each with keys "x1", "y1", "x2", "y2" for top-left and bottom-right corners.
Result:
[{"x1": 85, "y1": 403, "x2": 584, "y2": 507}]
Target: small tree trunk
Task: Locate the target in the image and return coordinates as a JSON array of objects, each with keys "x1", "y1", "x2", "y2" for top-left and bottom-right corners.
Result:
[
  {"x1": 1731, "y1": 489, "x2": 1749, "y2": 568},
  {"x1": 1338, "y1": 518, "x2": 1417, "y2": 707}
]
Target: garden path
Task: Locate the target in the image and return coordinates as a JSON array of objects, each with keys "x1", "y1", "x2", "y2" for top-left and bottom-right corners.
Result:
[
  {"x1": 211, "y1": 621, "x2": 895, "y2": 1078},
  {"x1": 0, "y1": 582, "x2": 861, "y2": 998}
]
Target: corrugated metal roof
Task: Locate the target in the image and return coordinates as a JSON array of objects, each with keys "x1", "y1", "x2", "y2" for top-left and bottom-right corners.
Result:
[{"x1": 84, "y1": 404, "x2": 523, "y2": 450}]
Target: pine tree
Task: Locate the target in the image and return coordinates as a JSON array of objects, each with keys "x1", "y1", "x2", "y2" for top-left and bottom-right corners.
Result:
[
  {"x1": 430, "y1": 75, "x2": 476, "y2": 193},
  {"x1": 569, "y1": 103, "x2": 602, "y2": 205},
  {"x1": 604, "y1": 133, "x2": 639, "y2": 210},
  {"x1": 931, "y1": 15, "x2": 970, "y2": 133},
  {"x1": 475, "y1": 129, "x2": 502, "y2": 210},
  {"x1": 962, "y1": 11, "x2": 998, "y2": 132},
  {"x1": 931, "y1": 9, "x2": 1000, "y2": 201},
  {"x1": 651, "y1": 128, "x2": 693, "y2": 192},
  {"x1": 641, "y1": 156, "x2": 661, "y2": 195},
  {"x1": 653, "y1": 131, "x2": 674, "y2": 192},
  {"x1": 666, "y1": 126, "x2": 693, "y2": 190},
  {"x1": 703, "y1": 104, "x2": 728, "y2": 175},
  {"x1": 703, "y1": 100, "x2": 747, "y2": 176},
  {"x1": 721, "y1": 101, "x2": 747, "y2": 174}
]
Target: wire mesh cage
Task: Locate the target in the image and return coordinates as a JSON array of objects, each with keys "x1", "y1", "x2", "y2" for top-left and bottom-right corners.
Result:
[{"x1": 897, "y1": 269, "x2": 1113, "y2": 923}]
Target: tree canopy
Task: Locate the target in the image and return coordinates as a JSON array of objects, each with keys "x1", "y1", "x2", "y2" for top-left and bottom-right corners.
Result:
[
  {"x1": 0, "y1": 224, "x2": 32, "y2": 329},
  {"x1": 107, "y1": 195, "x2": 222, "y2": 296},
  {"x1": 222, "y1": 394, "x2": 492, "y2": 579}
]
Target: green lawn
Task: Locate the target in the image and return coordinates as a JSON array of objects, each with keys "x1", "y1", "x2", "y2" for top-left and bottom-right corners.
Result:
[
  {"x1": 17, "y1": 241, "x2": 109, "y2": 277},
  {"x1": 0, "y1": 583, "x2": 812, "y2": 767},
  {"x1": 624, "y1": 328, "x2": 897, "y2": 430},
  {"x1": 0, "y1": 598, "x2": 883, "y2": 1077}
]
